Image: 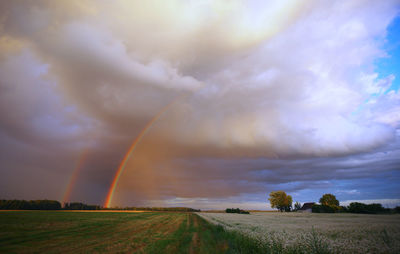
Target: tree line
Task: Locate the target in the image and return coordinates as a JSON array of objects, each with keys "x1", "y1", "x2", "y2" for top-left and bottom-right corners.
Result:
[
  {"x1": 0, "y1": 199, "x2": 62, "y2": 210},
  {"x1": 0, "y1": 199, "x2": 200, "y2": 212},
  {"x1": 225, "y1": 208, "x2": 250, "y2": 214},
  {"x1": 116, "y1": 207, "x2": 200, "y2": 212},
  {"x1": 268, "y1": 191, "x2": 400, "y2": 214},
  {"x1": 64, "y1": 202, "x2": 101, "y2": 210}
]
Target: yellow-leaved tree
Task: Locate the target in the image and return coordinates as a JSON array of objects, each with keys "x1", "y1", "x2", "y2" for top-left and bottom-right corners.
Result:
[{"x1": 268, "y1": 191, "x2": 292, "y2": 212}]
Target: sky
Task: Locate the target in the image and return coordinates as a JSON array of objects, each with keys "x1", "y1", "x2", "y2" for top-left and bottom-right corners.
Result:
[{"x1": 0, "y1": 0, "x2": 400, "y2": 210}]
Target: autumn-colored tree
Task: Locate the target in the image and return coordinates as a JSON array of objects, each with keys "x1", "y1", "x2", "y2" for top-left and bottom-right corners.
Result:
[
  {"x1": 319, "y1": 194, "x2": 339, "y2": 206},
  {"x1": 268, "y1": 191, "x2": 292, "y2": 212}
]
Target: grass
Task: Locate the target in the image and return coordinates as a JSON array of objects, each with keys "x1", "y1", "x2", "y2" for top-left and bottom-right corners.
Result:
[
  {"x1": 2, "y1": 211, "x2": 399, "y2": 253},
  {"x1": 0, "y1": 211, "x2": 281, "y2": 254},
  {"x1": 0, "y1": 211, "x2": 179, "y2": 253}
]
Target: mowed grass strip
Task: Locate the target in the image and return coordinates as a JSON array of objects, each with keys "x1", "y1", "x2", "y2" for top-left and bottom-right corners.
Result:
[
  {"x1": 0, "y1": 211, "x2": 268, "y2": 254},
  {"x1": 0, "y1": 211, "x2": 184, "y2": 253}
]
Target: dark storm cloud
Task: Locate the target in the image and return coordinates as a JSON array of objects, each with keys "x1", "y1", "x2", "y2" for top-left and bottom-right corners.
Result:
[{"x1": 0, "y1": 0, "x2": 399, "y2": 208}]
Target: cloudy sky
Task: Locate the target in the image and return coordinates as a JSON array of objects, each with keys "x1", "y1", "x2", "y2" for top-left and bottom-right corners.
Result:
[{"x1": 1, "y1": 0, "x2": 400, "y2": 209}]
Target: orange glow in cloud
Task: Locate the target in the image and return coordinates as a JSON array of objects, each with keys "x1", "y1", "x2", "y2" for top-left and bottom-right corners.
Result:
[
  {"x1": 62, "y1": 149, "x2": 90, "y2": 204},
  {"x1": 104, "y1": 99, "x2": 181, "y2": 208}
]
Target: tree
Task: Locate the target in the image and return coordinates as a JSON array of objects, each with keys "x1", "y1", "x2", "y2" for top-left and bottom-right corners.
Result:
[
  {"x1": 268, "y1": 191, "x2": 292, "y2": 212},
  {"x1": 293, "y1": 201, "x2": 301, "y2": 211},
  {"x1": 319, "y1": 194, "x2": 339, "y2": 206},
  {"x1": 225, "y1": 208, "x2": 250, "y2": 214},
  {"x1": 348, "y1": 202, "x2": 387, "y2": 214}
]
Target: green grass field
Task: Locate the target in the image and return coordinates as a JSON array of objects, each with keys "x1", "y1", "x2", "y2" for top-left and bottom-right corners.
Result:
[{"x1": 0, "y1": 211, "x2": 267, "y2": 254}]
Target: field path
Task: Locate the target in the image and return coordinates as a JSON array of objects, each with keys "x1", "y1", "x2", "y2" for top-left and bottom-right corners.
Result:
[
  {"x1": 189, "y1": 232, "x2": 199, "y2": 254},
  {"x1": 188, "y1": 214, "x2": 201, "y2": 254}
]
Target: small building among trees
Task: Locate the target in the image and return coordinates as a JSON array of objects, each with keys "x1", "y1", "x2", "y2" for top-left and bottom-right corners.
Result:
[{"x1": 298, "y1": 202, "x2": 315, "y2": 213}]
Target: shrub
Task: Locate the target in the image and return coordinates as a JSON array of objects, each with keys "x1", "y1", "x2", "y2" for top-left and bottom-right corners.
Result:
[
  {"x1": 312, "y1": 204, "x2": 338, "y2": 213},
  {"x1": 226, "y1": 208, "x2": 250, "y2": 214},
  {"x1": 348, "y1": 202, "x2": 388, "y2": 214},
  {"x1": 339, "y1": 206, "x2": 348, "y2": 212},
  {"x1": 64, "y1": 202, "x2": 101, "y2": 210},
  {"x1": 293, "y1": 201, "x2": 301, "y2": 211}
]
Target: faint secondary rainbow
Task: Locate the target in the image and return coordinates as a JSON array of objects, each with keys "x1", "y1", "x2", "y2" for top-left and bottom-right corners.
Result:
[
  {"x1": 104, "y1": 99, "x2": 180, "y2": 208},
  {"x1": 62, "y1": 149, "x2": 90, "y2": 204}
]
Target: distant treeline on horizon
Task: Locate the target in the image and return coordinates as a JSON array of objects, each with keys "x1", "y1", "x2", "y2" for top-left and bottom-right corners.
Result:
[
  {"x1": 0, "y1": 199, "x2": 200, "y2": 212},
  {"x1": 0, "y1": 199, "x2": 62, "y2": 210},
  {"x1": 312, "y1": 202, "x2": 400, "y2": 214}
]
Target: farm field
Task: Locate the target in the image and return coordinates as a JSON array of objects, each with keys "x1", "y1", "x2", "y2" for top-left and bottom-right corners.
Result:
[
  {"x1": 2, "y1": 211, "x2": 400, "y2": 253},
  {"x1": 198, "y1": 212, "x2": 400, "y2": 254},
  {"x1": 0, "y1": 210, "x2": 265, "y2": 254}
]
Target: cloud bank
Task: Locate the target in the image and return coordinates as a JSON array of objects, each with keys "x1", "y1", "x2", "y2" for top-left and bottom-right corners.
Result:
[{"x1": 0, "y1": 0, "x2": 399, "y2": 208}]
